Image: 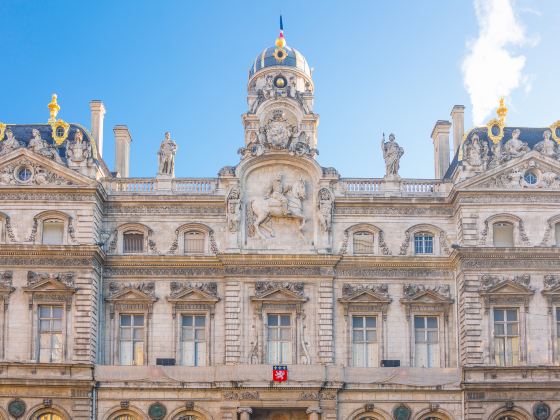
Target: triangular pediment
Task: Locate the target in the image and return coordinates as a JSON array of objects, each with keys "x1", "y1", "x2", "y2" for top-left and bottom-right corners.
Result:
[
  {"x1": 339, "y1": 289, "x2": 391, "y2": 304},
  {"x1": 401, "y1": 290, "x2": 453, "y2": 304},
  {"x1": 457, "y1": 151, "x2": 560, "y2": 190},
  {"x1": 543, "y1": 284, "x2": 560, "y2": 296},
  {"x1": 106, "y1": 287, "x2": 157, "y2": 302},
  {"x1": 167, "y1": 287, "x2": 219, "y2": 303},
  {"x1": 23, "y1": 278, "x2": 76, "y2": 294},
  {"x1": 251, "y1": 287, "x2": 307, "y2": 302},
  {"x1": 482, "y1": 280, "x2": 534, "y2": 296},
  {"x1": 0, "y1": 148, "x2": 95, "y2": 187}
]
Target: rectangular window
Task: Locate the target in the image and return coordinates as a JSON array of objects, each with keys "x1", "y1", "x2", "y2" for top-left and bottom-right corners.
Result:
[
  {"x1": 180, "y1": 314, "x2": 207, "y2": 366},
  {"x1": 414, "y1": 234, "x2": 433, "y2": 254},
  {"x1": 267, "y1": 314, "x2": 292, "y2": 364},
  {"x1": 352, "y1": 315, "x2": 378, "y2": 367},
  {"x1": 184, "y1": 231, "x2": 205, "y2": 254},
  {"x1": 42, "y1": 220, "x2": 64, "y2": 245},
  {"x1": 38, "y1": 305, "x2": 63, "y2": 363},
  {"x1": 414, "y1": 316, "x2": 440, "y2": 367},
  {"x1": 123, "y1": 232, "x2": 144, "y2": 253},
  {"x1": 494, "y1": 308, "x2": 520, "y2": 366},
  {"x1": 119, "y1": 314, "x2": 145, "y2": 365},
  {"x1": 353, "y1": 232, "x2": 375, "y2": 254}
]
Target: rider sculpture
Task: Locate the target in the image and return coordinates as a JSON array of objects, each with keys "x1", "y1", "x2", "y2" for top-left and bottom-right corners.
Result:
[{"x1": 267, "y1": 175, "x2": 290, "y2": 215}]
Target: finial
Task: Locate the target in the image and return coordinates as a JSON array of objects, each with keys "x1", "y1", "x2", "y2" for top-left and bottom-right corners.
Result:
[
  {"x1": 48, "y1": 93, "x2": 60, "y2": 123},
  {"x1": 496, "y1": 97, "x2": 507, "y2": 125}
]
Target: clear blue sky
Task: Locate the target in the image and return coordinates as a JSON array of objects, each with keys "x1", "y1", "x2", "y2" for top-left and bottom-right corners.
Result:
[{"x1": 1, "y1": 0, "x2": 558, "y2": 179}]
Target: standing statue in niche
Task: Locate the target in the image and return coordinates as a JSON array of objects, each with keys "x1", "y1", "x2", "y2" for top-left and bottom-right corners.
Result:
[
  {"x1": 157, "y1": 131, "x2": 177, "y2": 176},
  {"x1": 380, "y1": 133, "x2": 404, "y2": 178},
  {"x1": 534, "y1": 129, "x2": 558, "y2": 158},
  {"x1": 317, "y1": 188, "x2": 334, "y2": 233}
]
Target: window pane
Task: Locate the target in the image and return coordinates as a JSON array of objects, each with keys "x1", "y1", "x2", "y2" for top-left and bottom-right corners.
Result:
[
  {"x1": 195, "y1": 316, "x2": 205, "y2": 327},
  {"x1": 182, "y1": 328, "x2": 194, "y2": 341},
  {"x1": 40, "y1": 320, "x2": 51, "y2": 332},
  {"x1": 182, "y1": 315, "x2": 193, "y2": 326},
  {"x1": 195, "y1": 329, "x2": 205, "y2": 340},
  {"x1": 123, "y1": 232, "x2": 144, "y2": 253},
  {"x1": 52, "y1": 319, "x2": 62, "y2": 331},
  {"x1": 506, "y1": 323, "x2": 518, "y2": 335},
  {"x1": 494, "y1": 309, "x2": 504, "y2": 322},
  {"x1": 428, "y1": 343, "x2": 440, "y2": 367},
  {"x1": 353, "y1": 330, "x2": 363, "y2": 342},
  {"x1": 120, "y1": 342, "x2": 132, "y2": 365},
  {"x1": 506, "y1": 309, "x2": 518, "y2": 321},
  {"x1": 182, "y1": 340, "x2": 195, "y2": 366},
  {"x1": 40, "y1": 306, "x2": 51, "y2": 317},
  {"x1": 120, "y1": 315, "x2": 131, "y2": 326},
  {"x1": 415, "y1": 343, "x2": 428, "y2": 367},
  {"x1": 427, "y1": 331, "x2": 438, "y2": 343},
  {"x1": 353, "y1": 231, "x2": 374, "y2": 254},
  {"x1": 133, "y1": 328, "x2": 144, "y2": 340},
  {"x1": 493, "y1": 222, "x2": 514, "y2": 247},
  {"x1": 133, "y1": 315, "x2": 144, "y2": 326},
  {"x1": 280, "y1": 315, "x2": 291, "y2": 326},
  {"x1": 555, "y1": 223, "x2": 560, "y2": 246},
  {"x1": 281, "y1": 341, "x2": 292, "y2": 363},
  {"x1": 353, "y1": 342, "x2": 365, "y2": 367},
  {"x1": 42, "y1": 220, "x2": 64, "y2": 245},
  {"x1": 133, "y1": 341, "x2": 144, "y2": 365},
  {"x1": 494, "y1": 324, "x2": 504, "y2": 336},
  {"x1": 366, "y1": 330, "x2": 377, "y2": 342},
  {"x1": 53, "y1": 307, "x2": 63, "y2": 318},
  {"x1": 185, "y1": 231, "x2": 205, "y2": 254},
  {"x1": 414, "y1": 233, "x2": 433, "y2": 254},
  {"x1": 352, "y1": 316, "x2": 363, "y2": 328},
  {"x1": 427, "y1": 317, "x2": 438, "y2": 328},
  {"x1": 280, "y1": 328, "x2": 291, "y2": 340},
  {"x1": 196, "y1": 342, "x2": 207, "y2": 366},
  {"x1": 365, "y1": 317, "x2": 376, "y2": 328},
  {"x1": 268, "y1": 314, "x2": 278, "y2": 326},
  {"x1": 414, "y1": 316, "x2": 425, "y2": 328},
  {"x1": 494, "y1": 337, "x2": 505, "y2": 366}
]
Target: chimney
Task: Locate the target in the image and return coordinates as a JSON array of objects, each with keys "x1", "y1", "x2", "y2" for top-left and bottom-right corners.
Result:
[
  {"x1": 90, "y1": 100, "x2": 106, "y2": 157},
  {"x1": 114, "y1": 125, "x2": 132, "y2": 177},
  {"x1": 450, "y1": 105, "x2": 465, "y2": 155},
  {"x1": 431, "y1": 120, "x2": 452, "y2": 179}
]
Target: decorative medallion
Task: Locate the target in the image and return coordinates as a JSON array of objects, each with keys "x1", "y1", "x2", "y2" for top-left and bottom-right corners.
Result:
[
  {"x1": 148, "y1": 402, "x2": 167, "y2": 420},
  {"x1": 274, "y1": 75, "x2": 287, "y2": 89},
  {"x1": 486, "y1": 118, "x2": 504, "y2": 144},
  {"x1": 50, "y1": 119, "x2": 70, "y2": 145},
  {"x1": 392, "y1": 404, "x2": 412, "y2": 420},
  {"x1": 533, "y1": 402, "x2": 551, "y2": 420},
  {"x1": 8, "y1": 399, "x2": 26, "y2": 418}
]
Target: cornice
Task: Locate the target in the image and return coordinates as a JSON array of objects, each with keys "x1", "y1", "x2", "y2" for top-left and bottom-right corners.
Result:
[
  {"x1": 217, "y1": 253, "x2": 341, "y2": 267},
  {"x1": 337, "y1": 255, "x2": 455, "y2": 270},
  {"x1": 456, "y1": 246, "x2": 560, "y2": 260},
  {"x1": 0, "y1": 244, "x2": 104, "y2": 264}
]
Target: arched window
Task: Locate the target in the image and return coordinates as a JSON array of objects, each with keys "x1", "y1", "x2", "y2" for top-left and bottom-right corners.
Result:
[
  {"x1": 493, "y1": 222, "x2": 514, "y2": 247},
  {"x1": 42, "y1": 219, "x2": 65, "y2": 245},
  {"x1": 353, "y1": 231, "x2": 374, "y2": 254},
  {"x1": 555, "y1": 222, "x2": 560, "y2": 246},
  {"x1": 184, "y1": 230, "x2": 205, "y2": 254},
  {"x1": 37, "y1": 414, "x2": 63, "y2": 420},
  {"x1": 123, "y1": 231, "x2": 144, "y2": 254},
  {"x1": 114, "y1": 416, "x2": 138, "y2": 420},
  {"x1": 414, "y1": 233, "x2": 434, "y2": 254}
]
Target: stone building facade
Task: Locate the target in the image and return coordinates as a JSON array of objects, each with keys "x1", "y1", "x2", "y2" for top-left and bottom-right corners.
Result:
[{"x1": 1, "y1": 29, "x2": 560, "y2": 420}]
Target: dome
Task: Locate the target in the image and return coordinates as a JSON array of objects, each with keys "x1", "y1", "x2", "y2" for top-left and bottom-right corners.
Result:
[{"x1": 249, "y1": 45, "x2": 311, "y2": 79}]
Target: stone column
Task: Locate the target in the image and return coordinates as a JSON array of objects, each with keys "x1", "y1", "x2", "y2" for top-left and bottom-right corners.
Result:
[
  {"x1": 237, "y1": 407, "x2": 252, "y2": 420},
  {"x1": 306, "y1": 406, "x2": 322, "y2": 420}
]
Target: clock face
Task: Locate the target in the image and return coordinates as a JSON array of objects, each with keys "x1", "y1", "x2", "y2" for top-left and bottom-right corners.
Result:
[{"x1": 274, "y1": 75, "x2": 287, "y2": 89}]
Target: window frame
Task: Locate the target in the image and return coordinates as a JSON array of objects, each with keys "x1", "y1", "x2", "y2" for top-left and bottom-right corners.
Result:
[
  {"x1": 492, "y1": 221, "x2": 514, "y2": 247},
  {"x1": 351, "y1": 314, "x2": 379, "y2": 367},
  {"x1": 492, "y1": 307, "x2": 520, "y2": 367},
  {"x1": 352, "y1": 231, "x2": 375, "y2": 255},
  {"x1": 414, "y1": 232, "x2": 434, "y2": 255},
  {"x1": 400, "y1": 224, "x2": 447, "y2": 256},
  {"x1": 31, "y1": 211, "x2": 72, "y2": 245},
  {"x1": 118, "y1": 313, "x2": 146, "y2": 366},
  {"x1": 41, "y1": 219, "x2": 66, "y2": 245},
  {"x1": 122, "y1": 230, "x2": 145, "y2": 254},
  {"x1": 413, "y1": 315, "x2": 441, "y2": 368},
  {"x1": 179, "y1": 312, "x2": 208, "y2": 366},
  {"x1": 184, "y1": 230, "x2": 207, "y2": 255},
  {"x1": 266, "y1": 312, "x2": 294, "y2": 365},
  {"x1": 37, "y1": 304, "x2": 65, "y2": 363}
]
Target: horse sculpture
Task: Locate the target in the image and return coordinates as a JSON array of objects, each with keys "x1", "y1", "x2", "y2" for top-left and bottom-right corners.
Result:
[{"x1": 250, "y1": 178, "x2": 306, "y2": 239}]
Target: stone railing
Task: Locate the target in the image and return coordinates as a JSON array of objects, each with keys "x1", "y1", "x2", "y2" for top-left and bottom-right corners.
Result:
[
  {"x1": 339, "y1": 178, "x2": 448, "y2": 196},
  {"x1": 173, "y1": 178, "x2": 218, "y2": 193},
  {"x1": 341, "y1": 179, "x2": 383, "y2": 193},
  {"x1": 103, "y1": 178, "x2": 219, "y2": 194},
  {"x1": 104, "y1": 178, "x2": 155, "y2": 193}
]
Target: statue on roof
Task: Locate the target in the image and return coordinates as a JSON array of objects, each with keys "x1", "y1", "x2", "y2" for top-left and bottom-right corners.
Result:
[
  {"x1": 0, "y1": 129, "x2": 22, "y2": 156},
  {"x1": 28, "y1": 128, "x2": 63, "y2": 163},
  {"x1": 66, "y1": 130, "x2": 92, "y2": 165},
  {"x1": 534, "y1": 129, "x2": 558, "y2": 159},
  {"x1": 463, "y1": 133, "x2": 489, "y2": 170},
  {"x1": 380, "y1": 133, "x2": 404, "y2": 178},
  {"x1": 502, "y1": 128, "x2": 529, "y2": 162},
  {"x1": 157, "y1": 131, "x2": 177, "y2": 177}
]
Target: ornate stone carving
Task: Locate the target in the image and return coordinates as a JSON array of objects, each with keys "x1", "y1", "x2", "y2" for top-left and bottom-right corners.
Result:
[
  {"x1": 66, "y1": 130, "x2": 93, "y2": 165},
  {"x1": 108, "y1": 281, "x2": 156, "y2": 299},
  {"x1": 0, "y1": 158, "x2": 74, "y2": 186},
  {"x1": 544, "y1": 274, "x2": 560, "y2": 289},
  {"x1": 342, "y1": 283, "x2": 389, "y2": 298},
  {"x1": 439, "y1": 231, "x2": 451, "y2": 254},
  {"x1": 501, "y1": 129, "x2": 529, "y2": 162},
  {"x1": 218, "y1": 165, "x2": 236, "y2": 177},
  {"x1": 28, "y1": 128, "x2": 63, "y2": 163},
  {"x1": 317, "y1": 188, "x2": 333, "y2": 233},
  {"x1": 462, "y1": 132, "x2": 490, "y2": 171},
  {"x1": 381, "y1": 133, "x2": 404, "y2": 178},
  {"x1": 226, "y1": 188, "x2": 241, "y2": 233},
  {"x1": 169, "y1": 281, "x2": 218, "y2": 298},
  {"x1": 534, "y1": 129, "x2": 558, "y2": 158},
  {"x1": 335, "y1": 206, "x2": 452, "y2": 216},
  {"x1": 27, "y1": 271, "x2": 75, "y2": 288},
  {"x1": 157, "y1": 131, "x2": 177, "y2": 176},
  {"x1": 480, "y1": 274, "x2": 533, "y2": 291},
  {"x1": 403, "y1": 284, "x2": 451, "y2": 299},
  {"x1": 255, "y1": 281, "x2": 304, "y2": 298},
  {"x1": 248, "y1": 175, "x2": 306, "y2": 239},
  {"x1": 0, "y1": 129, "x2": 22, "y2": 156}
]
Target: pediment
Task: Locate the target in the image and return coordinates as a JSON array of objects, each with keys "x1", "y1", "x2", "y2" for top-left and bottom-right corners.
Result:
[
  {"x1": 106, "y1": 288, "x2": 157, "y2": 302},
  {"x1": 0, "y1": 148, "x2": 94, "y2": 187},
  {"x1": 482, "y1": 280, "x2": 534, "y2": 296},
  {"x1": 457, "y1": 151, "x2": 560, "y2": 190},
  {"x1": 23, "y1": 278, "x2": 76, "y2": 294},
  {"x1": 167, "y1": 287, "x2": 219, "y2": 304},
  {"x1": 251, "y1": 287, "x2": 307, "y2": 303},
  {"x1": 542, "y1": 284, "x2": 560, "y2": 296},
  {"x1": 339, "y1": 289, "x2": 391, "y2": 304},
  {"x1": 401, "y1": 290, "x2": 453, "y2": 304}
]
